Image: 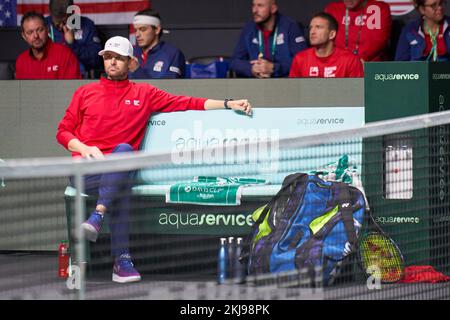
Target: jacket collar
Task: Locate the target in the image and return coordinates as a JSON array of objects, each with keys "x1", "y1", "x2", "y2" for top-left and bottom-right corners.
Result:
[
  {"x1": 417, "y1": 16, "x2": 450, "y2": 38},
  {"x1": 100, "y1": 76, "x2": 130, "y2": 88}
]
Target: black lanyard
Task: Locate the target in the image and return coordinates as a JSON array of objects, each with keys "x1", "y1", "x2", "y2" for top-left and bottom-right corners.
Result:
[{"x1": 345, "y1": 0, "x2": 367, "y2": 55}]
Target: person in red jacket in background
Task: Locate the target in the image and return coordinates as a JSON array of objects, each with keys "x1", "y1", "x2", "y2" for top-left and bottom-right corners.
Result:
[
  {"x1": 289, "y1": 12, "x2": 364, "y2": 78},
  {"x1": 324, "y1": 0, "x2": 392, "y2": 62},
  {"x1": 56, "y1": 36, "x2": 252, "y2": 284},
  {"x1": 15, "y1": 11, "x2": 81, "y2": 79}
]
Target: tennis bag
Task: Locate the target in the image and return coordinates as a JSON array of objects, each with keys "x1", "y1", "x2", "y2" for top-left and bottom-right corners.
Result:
[{"x1": 242, "y1": 173, "x2": 366, "y2": 286}]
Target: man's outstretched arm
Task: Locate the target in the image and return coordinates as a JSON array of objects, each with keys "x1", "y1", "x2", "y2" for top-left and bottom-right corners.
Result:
[{"x1": 204, "y1": 99, "x2": 252, "y2": 116}]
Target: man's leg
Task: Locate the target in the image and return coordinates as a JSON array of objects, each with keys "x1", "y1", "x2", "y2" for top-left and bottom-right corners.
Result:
[
  {"x1": 110, "y1": 170, "x2": 141, "y2": 283},
  {"x1": 81, "y1": 143, "x2": 135, "y2": 242},
  {"x1": 78, "y1": 143, "x2": 141, "y2": 283}
]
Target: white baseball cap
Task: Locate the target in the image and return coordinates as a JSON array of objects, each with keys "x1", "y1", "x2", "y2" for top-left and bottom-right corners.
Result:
[{"x1": 98, "y1": 36, "x2": 134, "y2": 58}]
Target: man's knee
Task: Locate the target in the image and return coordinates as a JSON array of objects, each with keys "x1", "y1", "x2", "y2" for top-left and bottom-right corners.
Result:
[{"x1": 113, "y1": 143, "x2": 133, "y2": 153}]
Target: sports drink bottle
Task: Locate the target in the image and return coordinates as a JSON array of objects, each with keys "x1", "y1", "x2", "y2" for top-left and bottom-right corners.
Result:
[{"x1": 58, "y1": 240, "x2": 69, "y2": 278}]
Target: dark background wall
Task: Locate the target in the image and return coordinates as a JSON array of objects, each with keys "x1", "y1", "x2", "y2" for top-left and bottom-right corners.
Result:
[
  {"x1": 0, "y1": 0, "x2": 449, "y2": 76},
  {"x1": 0, "y1": 1, "x2": 433, "y2": 61},
  {"x1": 153, "y1": 0, "x2": 345, "y2": 27}
]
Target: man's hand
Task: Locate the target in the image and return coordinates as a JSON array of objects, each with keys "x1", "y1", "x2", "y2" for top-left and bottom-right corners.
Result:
[
  {"x1": 68, "y1": 139, "x2": 105, "y2": 160},
  {"x1": 128, "y1": 56, "x2": 140, "y2": 73},
  {"x1": 80, "y1": 145, "x2": 105, "y2": 160},
  {"x1": 250, "y1": 59, "x2": 274, "y2": 79},
  {"x1": 62, "y1": 25, "x2": 75, "y2": 45},
  {"x1": 227, "y1": 99, "x2": 252, "y2": 116}
]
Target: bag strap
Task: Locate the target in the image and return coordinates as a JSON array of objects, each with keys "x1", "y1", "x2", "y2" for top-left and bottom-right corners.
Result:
[
  {"x1": 254, "y1": 173, "x2": 307, "y2": 225},
  {"x1": 335, "y1": 182, "x2": 357, "y2": 247},
  {"x1": 239, "y1": 173, "x2": 308, "y2": 264}
]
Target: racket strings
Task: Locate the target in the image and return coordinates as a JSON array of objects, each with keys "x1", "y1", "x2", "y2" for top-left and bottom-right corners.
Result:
[{"x1": 360, "y1": 234, "x2": 403, "y2": 282}]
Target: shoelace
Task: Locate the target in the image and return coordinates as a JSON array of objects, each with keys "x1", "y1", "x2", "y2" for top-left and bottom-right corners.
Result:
[{"x1": 118, "y1": 254, "x2": 134, "y2": 268}]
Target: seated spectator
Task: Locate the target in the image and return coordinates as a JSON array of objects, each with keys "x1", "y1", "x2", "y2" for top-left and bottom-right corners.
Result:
[
  {"x1": 325, "y1": 0, "x2": 392, "y2": 62},
  {"x1": 15, "y1": 11, "x2": 81, "y2": 79},
  {"x1": 395, "y1": 0, "x2": 449, "y2": 61},
  {"x1": 45, "y1": 0, "x2": 102, "y2": 75},
  {"x1": 230, "y1": 0, "x2": 307, "y2": 78},
  {"x1": 129, "y1": 9, "x2": 186, "y2": 79},
  {"x1": 289, "y1": 12, "x2": 364, "y2": 78}
]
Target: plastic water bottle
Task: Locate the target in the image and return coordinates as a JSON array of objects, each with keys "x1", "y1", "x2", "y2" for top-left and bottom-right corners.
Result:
[
  {"x1": 217, "y1": 238, "x2": 228, "y2": 284},
  {"x1": 0, "y1": 159, "x2": 5, "y2": 188},
  {"x1": 227, "y1": 237, "x2": 235, "y2": 279},
  {"x1": 233, "y1": 237, "x2": 246, "y2": 284},
  {"x1": 58, "y1": 240, "x2": 69, "y2": 278}
]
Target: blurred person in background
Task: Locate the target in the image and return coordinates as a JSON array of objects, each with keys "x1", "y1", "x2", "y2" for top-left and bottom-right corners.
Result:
[
  {"x1": 129, "y1": 9, "x2": 186, "y2": 79},
  {"x1": 230, "y1": 0, "x2": 308, "y2": 78},
  {"x1": 45, "y1": 0, "x2": 102, "y2": 76},
  {"x1": 15, "y1": 11, "x2": 81, "y2": 79},
  {"x1": 325, "y1": 0, "x2": 392, "y2": 62},
  {"x1": 395, "y1": 0, "x2": 450, "y2": 61},
  {"x1": 289, "y1": 12, "x2": 364, "y2": 78}
]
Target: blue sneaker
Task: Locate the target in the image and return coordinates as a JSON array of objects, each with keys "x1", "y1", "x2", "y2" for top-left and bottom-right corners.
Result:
[
  {"x1": 81, "y1": 211, "x2": 103, "y2": 242},
  {"x1": 112, "y1": 253, "x2": 141, "y2": 283}
]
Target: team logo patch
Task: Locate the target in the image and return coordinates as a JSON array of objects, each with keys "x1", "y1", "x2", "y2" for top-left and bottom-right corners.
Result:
[
  {"x1": 276, "y1": 33, "x2": 285, "y2": 45},
  {"x1": 153, "y1": 61, "x2": 164, "y2": 72},
  {"x1": 169, "y1": 66, "x2": 181, "y2": 75},
  {"x1": 309, "y1": 66, "x2": 319, "y2": 77},
  {"x1": 74, "y1": 30, "x2": 83, "y2": 40},
  {"x1": 381, "y1": 0, "x2": 414, "y2": 16},
  {"x1": 324, "y1": 66, "x2": 337, "y2": 78}
]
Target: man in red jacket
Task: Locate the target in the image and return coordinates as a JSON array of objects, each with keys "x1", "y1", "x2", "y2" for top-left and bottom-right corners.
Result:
[
  {"x1": 15, "y1": 11, "x2": 81, "y2": 79},
  {"x1": 289, "y1": 12, "x2": 364, "y2": 78},
  {"x1": 56, "y1": 36, "x2": 252, "y2": 283},
  {"x1": 324, "y1": 0, "x2": 392, "y2": 62}
]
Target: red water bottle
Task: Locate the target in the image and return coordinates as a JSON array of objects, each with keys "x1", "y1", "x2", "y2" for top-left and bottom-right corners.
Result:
[{"x1": 58, "y1": 240, "x2": 69, "y2": 278}]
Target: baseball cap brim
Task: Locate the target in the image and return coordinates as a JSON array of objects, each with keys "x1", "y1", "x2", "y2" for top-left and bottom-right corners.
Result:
[{"x1": 98, "y1": 48, "x2": 132, "y2": 58}]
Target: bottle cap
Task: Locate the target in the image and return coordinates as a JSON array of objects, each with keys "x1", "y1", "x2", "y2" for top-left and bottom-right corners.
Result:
[
  {"x1": 220, "y1": 238, "x2": 227, "y2": 245},
  {"x1": 228, "y1": 237, "x2": 234, "y2": 243}
]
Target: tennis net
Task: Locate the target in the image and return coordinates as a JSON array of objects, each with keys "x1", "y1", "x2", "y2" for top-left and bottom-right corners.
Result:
[{"x1": 1, "y1": 110, "x2": 450, "y2": 300}]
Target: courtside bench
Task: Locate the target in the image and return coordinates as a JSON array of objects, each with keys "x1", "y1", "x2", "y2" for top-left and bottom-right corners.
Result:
[
  {"x1": 62, "y1": 104, "x2": 364, "y2": 275},
  {"x1": 63, "y1": 183, "x2": 280, "y2": 275}
]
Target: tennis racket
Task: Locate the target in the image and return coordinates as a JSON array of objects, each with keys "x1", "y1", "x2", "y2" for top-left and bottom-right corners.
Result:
[{"x1": 357, "y1": 210, "x2": 405, "y2": 283}]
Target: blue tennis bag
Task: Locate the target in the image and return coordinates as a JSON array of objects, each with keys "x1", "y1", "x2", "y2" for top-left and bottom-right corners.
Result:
[
  {"x1": 185, "y1": 60, "x2": 229, "y2": 78},
  {"x1": 242, "y1": 173, "x2": 366, "y2": 286}
]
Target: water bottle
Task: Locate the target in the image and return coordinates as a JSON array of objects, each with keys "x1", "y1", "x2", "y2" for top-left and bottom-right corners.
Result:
[
  {"x1": 233, "y1": 237, "x2": 246, "y2": 284},
  {"x1": 217, "y1": 238, "x2": 228, "y2": 284},
  {"x1": 58, "y1": 240, "x2": 69, "y2": 278},
  {"x1": 227, "y1": 237, "x2": 235, "y2": 279},
  {"x1": 0, "y1": 159, "x2": 5, "y2": 188}
]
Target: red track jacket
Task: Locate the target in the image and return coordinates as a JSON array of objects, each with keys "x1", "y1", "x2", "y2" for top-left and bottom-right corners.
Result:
[
  {"x1": 57, "y1": 77, "x2": 207, "y2": 156},
  {"x1": 325, "y1": 0, "x2": 392, "y2": 62}
]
